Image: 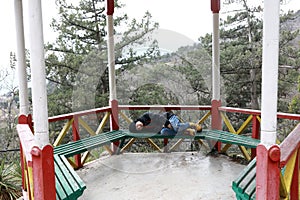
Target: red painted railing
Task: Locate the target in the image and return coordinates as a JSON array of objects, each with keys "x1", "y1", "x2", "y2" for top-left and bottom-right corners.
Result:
[
  {"x1": 47, "y1": 104, "x2": 300, "y2": 165},
  {"x1": 17, "y1": 115, "x2": 55, "y2": 200}
]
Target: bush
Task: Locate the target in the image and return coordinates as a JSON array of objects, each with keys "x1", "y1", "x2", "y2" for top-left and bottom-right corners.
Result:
[{"x1": 0, "y1": 159, "x2": 22, "y2": 200}]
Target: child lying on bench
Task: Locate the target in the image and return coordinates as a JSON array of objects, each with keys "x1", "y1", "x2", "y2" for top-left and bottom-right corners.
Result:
[{"x1": 129, "y1": 111, "x2": 202, "y2": 136}]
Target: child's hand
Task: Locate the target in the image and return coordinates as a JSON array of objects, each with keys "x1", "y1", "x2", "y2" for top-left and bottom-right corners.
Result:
[{"x1": 167, "y1": 124, "x2": 173, "y2": 129}]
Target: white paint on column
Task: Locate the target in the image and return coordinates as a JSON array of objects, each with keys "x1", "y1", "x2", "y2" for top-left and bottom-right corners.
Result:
[
  {"x1": 261, "y1": 0, "x2": 280, "y2": 146},
  {"x1": 14, "y1": 0, "x2": 29, "y2": 115},
  {"x1": 107, "y1": 15, "x2": 116, "y2": 101},
  {"x1": 27, "y1": 0, "x2": 49, "y2": 147},
  {"x1": 212, "y1": 13, "x2": 220, "y2": 101}
]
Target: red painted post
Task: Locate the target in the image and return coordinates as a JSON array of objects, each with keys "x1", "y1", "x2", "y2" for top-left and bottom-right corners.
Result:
[
  {"x1": 31, "y1": 145, "x2": 55, "y2": 200},
  {"x1": 110, "y1": 99, "x2": 119, "y2": 131},
  {"x1": 290, "y1": 149, "x2": 299, "y2": 200},
  {"x1": 18, "y1": 114, "x2": 28, "y2": 124},
  {"x1": 110, "y1": 99, "x2": 119, "y2": 153},
  {"x1": 163, "y1": 138, "x2": 168, "y2": 147},
  {"x1": 211, "y1": 0, "x2": 220, "y2": 13},
  {"x1": 251, "y1": 115, "x2": 260, "y2": 159},
  {"x1": 106, "y1": 0, "x2": 114, "y2": 15},
  {"x1": 163, "y1": 138, "x2": 168, "y2": 152},
  {"x1": 72, "y1": 115, "x2": 82, "y2": 168},
  {"x1": 211, "y1": 99, "x2": 222, "y2": 151},
  {"x1": 18, "y1": 114, "x2": 33, "y2": 131},
  {"x1": 210, "y1": 0, "x2": 221, "y2": 13},
  {"x1": 256, "y1": 144, "x2": 280, "y2": 200},
  {"x1": 27, "y1": 114, "x2": 33, "y2": 132}
]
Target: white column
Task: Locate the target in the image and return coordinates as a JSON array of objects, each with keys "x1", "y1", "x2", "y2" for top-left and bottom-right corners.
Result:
[
  {"x1": 27, "y1": 0, "x2": 49, "y2": 147},
  {"x1": 107, "y1": 15, "x2": 116, "y2": 101},
  {"x1": 212, "y1": 13, "x2": 220, "y2": 100},
  {"x1": 261, "y1": 0, "x2": 280, "y2": 146},
  {"x1": 14, "y1": 0, "x2": 29, "y2": 115}
]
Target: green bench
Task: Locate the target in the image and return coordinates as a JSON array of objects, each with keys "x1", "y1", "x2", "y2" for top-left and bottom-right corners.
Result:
[
  {"x1": 54, "y1": 154, "x2": 86, "y2": 200},
  {"x1": 54, "y1": 130, "x2": 127, "y2": 199},
  {"x1": 53, "y1": 129, "x2": 260, "y2": 199},
  {"x1": 54, "y1": 130, "x2": 127, "y2": 157},
  {"x1": 122, "y1": 129, "x2": 259, "y2": 148},
  {"x1": 232, "y1": 158, "x2": 257, "y2": 200},
  {"x1": 202, "y1": 129, "x2": 260, "y2": 148}
]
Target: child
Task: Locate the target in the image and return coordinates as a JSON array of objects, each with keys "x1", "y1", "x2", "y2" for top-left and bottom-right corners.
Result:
[{"x1": 129, "y1": 111, "x2": 202, "y2": 136}]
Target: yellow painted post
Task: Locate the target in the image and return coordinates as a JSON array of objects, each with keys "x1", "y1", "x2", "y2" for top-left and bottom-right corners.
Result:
[
  {"x1": 95, "y1": 112, "x2": 110, "y2": 135},
  {"x1": 146, "y1": 138, "x2": 163, "y2": 152},
  {"x1": 53, "y1": 118, "x2": 74, "y2": 146},
  {"x1": 121, "y1": 138, "x2": 136, "y2": 153},
  {"x1": 27, "y1": 163, "x2": 34, "y2": 200},
  {"x1": 197, "y1": 111, "x2": 211, "y2": 124},
  {"x1": 283, "y1": 151, "x2": 298, "y2": 195}
]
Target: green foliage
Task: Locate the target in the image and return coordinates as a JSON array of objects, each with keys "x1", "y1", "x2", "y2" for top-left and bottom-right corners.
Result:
[
  {"x1": 0, "y1": 159, "x2": 22, "y2": 200},
  {"x1": 129, "y1": 83, "x2": 177, "y2": 106},
  {"x1": 46, "y1": 0, "x2": 159, "y2": 116},
  {"x1": 199, "y1": 4, "x2": 300, "y2": 112},
  {"x1": 289, "y1": 97, "x2": 300, "y2": 113},
  {"x1": 289, "y1": 75, "x2": 300, "y2": 114},
  {"x1": 196, "y1": 3, "x2": 300, "y2": 134},
  {"x1": 218, "y1": 3, "x2": 263, "y2": 109}
]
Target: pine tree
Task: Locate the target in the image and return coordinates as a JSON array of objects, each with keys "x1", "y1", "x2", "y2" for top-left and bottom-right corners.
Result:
[{"x1": 45, "y1": 0, "x2": 159, "y2": 115}]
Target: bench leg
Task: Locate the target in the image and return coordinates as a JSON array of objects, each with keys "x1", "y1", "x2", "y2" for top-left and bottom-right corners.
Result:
[{"x1": 115, "y1": 138, "x2": 126, "y2": 155}]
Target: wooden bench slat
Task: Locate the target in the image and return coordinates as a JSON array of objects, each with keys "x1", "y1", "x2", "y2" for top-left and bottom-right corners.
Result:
[
  {"x1": 232, "y1": 158, "x2": 257, "y2": 200},
  {"x1": 238, "y1": 166, "x2": 256, "y2": 194},
  {"x1": 57, "y1": 155, "x2": 81, "y2": 191},
  {"x1": 54, "y1": 155, "x2": 86, "y2": 200},
  {"x1": 55, "y1": 156, "x2": 75, "y2": 199},
  {"x1": 232, "y1": 158, "x2": 256, "y2": 188},
  {"x1": 60, "y1": 155, "x2": 86, "y2": 199},
  {"x1": 244, "y1": 178, "x2": 256, "y2": 199},
  {"x1": 55, "y1": 176, "x2": 68, "y2": 200}
]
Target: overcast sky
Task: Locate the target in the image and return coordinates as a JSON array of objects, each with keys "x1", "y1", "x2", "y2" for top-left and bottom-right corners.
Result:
[{"x1": 0, "y1": 0, "x2": 299, "y2": 70}]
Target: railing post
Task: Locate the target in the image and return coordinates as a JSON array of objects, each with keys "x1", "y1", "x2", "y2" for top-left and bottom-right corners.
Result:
[
  {"x1": 110, "y1": 99, "x2": 119, "y2": 153},
  {"x1": 256, "y1": 144, "x2": 281, "y2": 199},
  {"x1": 251, "y1": 115, "x2": 260, "y2": 159},
  {"x1": 18, "y1": 115, "x2": 33, "y2": 194},
  {"x1": 72, "y1": 115, "x2": 82, "y2": 168},
  {"x1": 211, "y1": 100, "x2": 222, "y2": 150},
  {"x1": 31, "y1": 145, "x2": 55, "y2": 200},
  {"x1": 211, "y1": 0, "x2": 221, "y2": 151}
]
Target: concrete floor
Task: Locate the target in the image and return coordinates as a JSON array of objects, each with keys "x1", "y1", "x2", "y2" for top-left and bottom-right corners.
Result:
[{"x1": 77, "y1": 152, "x2": 245, "y2": 200}]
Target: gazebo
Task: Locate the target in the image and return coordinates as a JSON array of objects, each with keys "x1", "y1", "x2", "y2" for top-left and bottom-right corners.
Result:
[{"x1": 14, "y1": 0, "x2": 299, "y2": 199}]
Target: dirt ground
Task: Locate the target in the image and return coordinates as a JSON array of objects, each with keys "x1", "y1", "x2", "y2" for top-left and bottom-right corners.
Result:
[{"x1": 77, "y1": 151, "x2": 246, "y2": 200}]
